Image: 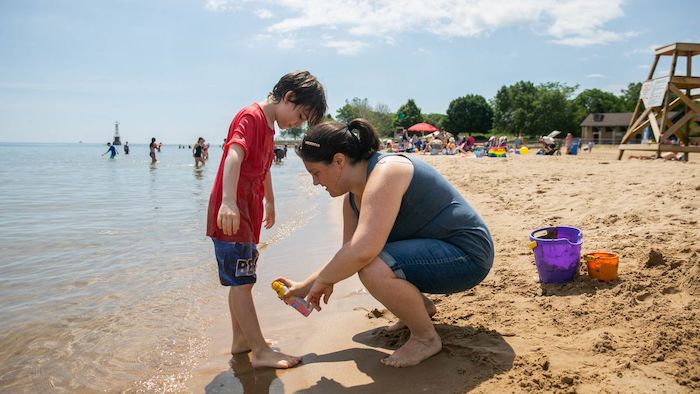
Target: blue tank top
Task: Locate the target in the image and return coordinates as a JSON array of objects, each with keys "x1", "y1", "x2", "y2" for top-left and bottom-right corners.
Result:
[{"x1": 349, "y1": 152, "x2": 494, "y2": 268}]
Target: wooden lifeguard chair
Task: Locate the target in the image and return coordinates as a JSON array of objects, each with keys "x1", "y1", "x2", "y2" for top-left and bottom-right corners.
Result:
[{"x1": 618, "y1": 42, "x2": 700, "y2": 160}]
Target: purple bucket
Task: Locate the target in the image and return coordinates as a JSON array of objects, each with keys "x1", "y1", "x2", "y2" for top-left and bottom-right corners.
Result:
[{"x1": 529, "y1": 226, "x2": 583, "y2": 283}]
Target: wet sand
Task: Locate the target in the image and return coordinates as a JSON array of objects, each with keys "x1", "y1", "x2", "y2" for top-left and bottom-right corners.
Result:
[{"x1": 189, "y1": 146, "x2": 700, "y2": 393}]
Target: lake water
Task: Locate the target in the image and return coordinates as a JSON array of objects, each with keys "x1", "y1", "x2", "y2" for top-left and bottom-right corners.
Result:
[{"x1": 0, "y1": 143, "x2": 331, "y2": 392}]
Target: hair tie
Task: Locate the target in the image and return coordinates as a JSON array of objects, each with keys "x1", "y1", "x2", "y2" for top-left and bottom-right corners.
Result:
[{"x1": 347, "y1": 127, "x2": 360, "y2": 143}]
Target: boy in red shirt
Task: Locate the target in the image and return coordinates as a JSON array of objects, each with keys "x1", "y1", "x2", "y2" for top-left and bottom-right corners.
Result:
[{"x1": 207, "y1": 71, "x2": 326, "y2": 369}]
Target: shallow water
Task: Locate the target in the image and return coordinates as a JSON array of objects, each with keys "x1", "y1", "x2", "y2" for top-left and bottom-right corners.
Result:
[{"x1": 0, "y1": 143, "x2": 326, "y2": 392}]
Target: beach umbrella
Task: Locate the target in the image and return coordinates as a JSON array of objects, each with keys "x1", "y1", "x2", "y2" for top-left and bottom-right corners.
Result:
[{"x1": 407, "y1": 122, "x2": 439, "y2": 133}]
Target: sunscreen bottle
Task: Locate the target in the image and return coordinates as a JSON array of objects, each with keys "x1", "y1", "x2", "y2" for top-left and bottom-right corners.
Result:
[{"x1": 271, "y1": 281, "x2": 312, "y2": 317}]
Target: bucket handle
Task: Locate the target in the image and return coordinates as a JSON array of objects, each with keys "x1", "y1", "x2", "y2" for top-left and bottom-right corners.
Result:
[{"x1": 528, "y1": 241, "x2": 537, "y2": 250}]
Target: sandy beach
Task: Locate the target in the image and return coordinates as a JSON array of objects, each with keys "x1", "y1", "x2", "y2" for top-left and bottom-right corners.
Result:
[{"x1": 190, "y1": 146, "x2": 699, "y2": 393}]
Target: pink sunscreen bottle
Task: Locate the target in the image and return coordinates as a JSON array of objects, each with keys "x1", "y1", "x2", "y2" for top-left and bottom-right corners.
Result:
[{"x1": 271, "y1": 281, "x2": 312, "y2": 317}]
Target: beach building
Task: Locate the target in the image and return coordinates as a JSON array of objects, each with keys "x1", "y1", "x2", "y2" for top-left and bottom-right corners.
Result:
[{"x1": 579, "y1": 112, "x2": 633, "y2": 145}]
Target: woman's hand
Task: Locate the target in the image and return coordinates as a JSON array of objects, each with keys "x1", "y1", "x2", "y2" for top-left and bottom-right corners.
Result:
[
  {"x1": 274, "y1": 277, "x2": 311, "y2": 299},
  {"x1": 306, "y1": 280, "x2": 334, "y2": 311}
]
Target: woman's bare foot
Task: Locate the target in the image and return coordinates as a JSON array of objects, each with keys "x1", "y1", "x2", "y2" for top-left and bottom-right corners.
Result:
[
  {"x1": 231, "y1": 338, "x2": 275, "y2": 355},
  {"x1": 251, "y1": 348, "x2": 301, "y2": 369},
  {"x1": 385, "y1": 297, "x2": 437, "y2": 332},
  {"x1": 380, "y1": 334, "x2": 442, "y2": 368}
]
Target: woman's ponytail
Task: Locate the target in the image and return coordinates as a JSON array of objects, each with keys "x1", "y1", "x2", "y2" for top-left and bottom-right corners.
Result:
[
  {"x1": 347, "y1": 119, "x2": 380, "y2": 161},
  {"x1": 297, "y1": 118, "x2": 380, "y2": 164}
]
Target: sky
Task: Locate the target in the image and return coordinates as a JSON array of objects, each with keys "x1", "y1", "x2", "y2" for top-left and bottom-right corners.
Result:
[{"x1": 1, "y1": 0, "x2": 698, "y2": 144}]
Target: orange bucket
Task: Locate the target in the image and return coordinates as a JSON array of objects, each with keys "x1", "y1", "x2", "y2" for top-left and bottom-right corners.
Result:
[{"x1": 583, "y1": 252, "x2": 619, "y2": 281}]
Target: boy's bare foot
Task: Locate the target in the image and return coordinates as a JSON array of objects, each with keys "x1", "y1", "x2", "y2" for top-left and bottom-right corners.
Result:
[
  {"x1": 251, "y1": 348, "x2": 301, "y2": 369},
  {"x1": 231, "y1": 338, "x2": 275, "y2": 355},
  {"x1": 385, "y1": 298, "x2": 437, "y2": 332},
  {"x1": 380, "y1": 334, "x2": 442, "y2": 368}
]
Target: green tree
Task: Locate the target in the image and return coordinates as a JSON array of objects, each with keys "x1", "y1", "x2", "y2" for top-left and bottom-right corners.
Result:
[
  {"x1": 286, "y1": 127, "x2": 304, "y2": 140},
  {"x1": 572, "y1": 88, "x2": 622, "y2": 126},
  {"x1": 619, "y1": 82, "x2": 642, "y2": 112},
  {"x1": 423, "y1": 113, "x2": 447, "y2": 130},
  {"x1": 394, "y1": 99, "x2": 423, "y2": 129},
  {"x1": 492, "y1": 81, "x2": 538, "y2": 136},
  {"x1": 493, "y1": 81, "x2": 579, "y2": 137},
  {"x1": 371, "y1": 102, "x2": 395, "y2": 137},
  {"x1": 443, "y1": 94, "x2": 493, "y2": 135},
  {"x1": 335, "y1": 97, "x2": 395, "y2": 137},
  {"x1": 336, "y1": 97, "x2": 373, "y2": 123},
  {"x1": 533, "y1": 82, "x2": 578, "y2": 136}
]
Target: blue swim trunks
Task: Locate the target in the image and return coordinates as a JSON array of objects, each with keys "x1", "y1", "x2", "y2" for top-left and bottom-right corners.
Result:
[{"x1": 212, "y1": 238, "x2": 258, "y2": 286}]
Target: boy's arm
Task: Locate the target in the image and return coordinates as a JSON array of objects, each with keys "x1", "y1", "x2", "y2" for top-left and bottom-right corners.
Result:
[
  {"x1": 263, "y1": 170, "x2": 275, "y2": 229},
  {"x1": 217, "y1": 144, "x2": 245, "y2": 236}
]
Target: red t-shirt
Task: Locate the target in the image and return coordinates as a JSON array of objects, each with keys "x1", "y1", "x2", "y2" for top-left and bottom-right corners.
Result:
[{"x1": 207, "y1": 103, "x2": 275, "y2": 243}]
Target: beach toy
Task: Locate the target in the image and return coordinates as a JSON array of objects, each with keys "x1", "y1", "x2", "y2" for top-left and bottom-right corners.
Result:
[
  {"x1": 583, "y1": 252, "x2": 619, "y2": 282},
  {"x1": 271, "y1": 281, "x2": 312, "y2": 317},
  {"x1": 487, "y1": 148, "x2": 507, "y2": 157},
  {"x1": 474, "y1": 149, "x2": 484, "y2": 158},
  {"x1": 520, "y1": 146, "x2": 529, "y2": 155},
  {"x1": 529, "y1": 226, "x2": 583, "y2": 283}
]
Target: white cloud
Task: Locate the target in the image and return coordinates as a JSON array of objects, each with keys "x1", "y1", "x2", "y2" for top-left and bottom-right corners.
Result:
[
  {"x1": 255, "y1": 8, "x2": 274, "y2": 19},
  {"x1": 586, "y1": 73, "x2": 606, "y2": 79},
  {"x1": 323, "y1": 39, "x2": 368, "y2": 56},
  {"x1": 204, "y1": 0, "x2": 240, "y2": 11},
  {"x1": 412, "y1": 47, "x2": 431, "y2": 55},
  {"x1": 206, "y1": 0, "x2": 636, "y2": 53},
  {"x1": 624, "y1": 44, "x2": 659, "y2": 57}
]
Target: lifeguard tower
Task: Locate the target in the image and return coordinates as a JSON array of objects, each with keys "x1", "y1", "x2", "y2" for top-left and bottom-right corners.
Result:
[
  {"x1": 618, "y1": 42, "x2": 700, "y2": 160},
  {"x1": 112, "y1": 121, "x2": 122, "y2": 146}
]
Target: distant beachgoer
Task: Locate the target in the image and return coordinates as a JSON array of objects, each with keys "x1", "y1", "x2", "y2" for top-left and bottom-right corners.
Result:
[
  {"x1": 467, "y1": 134, "x2": 475, "y2": 151},
  {"x1": 565, "y1": 133, "x2": 573, "y2": 154},
  {"x1": 207, "y1": 70, "x2": 327, "y2": 369},
  {"x1": 587, "y1": 140, "x2": 594, "y2": 153},
  {"x1": 486, "y1": 136, "x2": 497, "y2": 149},
  {"x1": 283, "y1": 144, "x2": 288, "y2": 158},
  {"x1": 149, "y1": 137, "x2": 157, "y2": 163},
  {"x1": 102, "y1": 142, "x2": 118, "y2": 159},
  {"x1": 202, "y1": 142, "x2": 210, "y2": 161},
  {"x1": 514, "y1": 135, "x2": 522, "y2": 149},
  {"x1": 223, "y1": 138, "x2": 227, "y2": 150},
  {"x1": 277, "y1": 118, "x2": 494, "y2": 368},
  {"x1": 124, "y1": 141, "x2": 130, "y2": 155},
  {"x1": 429, "y1": 138, "x2": 443, "y2": 155},
  {"x1": 273, "y1": 146, "x2": 285, "y2": 163},
  {"x1": 193, "y1": 137, "x2": 205, "y2": 168}
]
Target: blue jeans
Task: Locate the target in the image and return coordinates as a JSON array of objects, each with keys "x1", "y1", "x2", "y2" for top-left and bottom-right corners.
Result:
[{"x1": 379, "y1": 239, "x2": 491, "y2": 294}]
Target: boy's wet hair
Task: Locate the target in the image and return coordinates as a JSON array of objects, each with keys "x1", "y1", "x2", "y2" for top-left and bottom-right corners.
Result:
[
  {"x1": 296, "y1": 118, "x2": 380, "y2": 164},
  {"x1": 269, "y1": 71, "x2": 327, "y2": 126}
]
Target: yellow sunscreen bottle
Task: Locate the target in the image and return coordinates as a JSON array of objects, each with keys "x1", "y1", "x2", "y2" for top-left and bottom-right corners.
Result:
[{"x1": 271, "y1": 281, "x2": 312, "y2": 317}]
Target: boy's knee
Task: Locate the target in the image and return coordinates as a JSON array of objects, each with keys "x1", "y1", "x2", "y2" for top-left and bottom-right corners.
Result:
[{"x1": 229, "y1": 283, "x2": 254, "y2": 294}]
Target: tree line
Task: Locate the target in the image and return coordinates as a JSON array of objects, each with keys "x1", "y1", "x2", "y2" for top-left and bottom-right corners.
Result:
[{"x1": 278, "y1": 81, "x2": 641, "y2": 140}]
